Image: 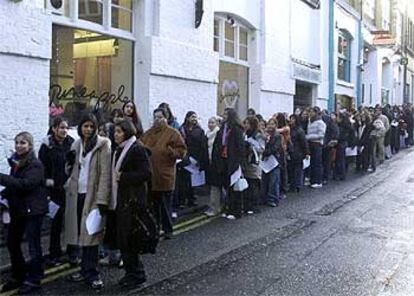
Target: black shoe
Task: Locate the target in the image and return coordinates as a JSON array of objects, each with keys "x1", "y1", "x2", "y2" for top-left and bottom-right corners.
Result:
[
  {"x1": 1, "y1": 280, "x2": 22, "y2": 293},
  {"x1": 119, "y1": 274, "x2": 146, "y2": 288},
  {"x1": 17, "y1": 282, "x2": 41, "y2": 295}
]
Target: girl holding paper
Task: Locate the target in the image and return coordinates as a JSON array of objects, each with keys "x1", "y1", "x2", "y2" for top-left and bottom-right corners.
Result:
[
  {"x1": 261, "y1": 118, "x2": 283, "y2": 207},
  {"x1": 0, "y1": 132, "x2": 48, "y2": 294},
  {"x1": 65, "y1": 113, "x2": 111, "y2": 290},
  {"x1": 112, "y1": 119, "x2": 152, "y2": 287}
]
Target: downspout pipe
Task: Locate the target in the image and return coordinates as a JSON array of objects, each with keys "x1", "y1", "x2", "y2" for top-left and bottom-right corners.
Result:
[{"x1": 328, "y1": 0, "x2": 335, "y2": 112}]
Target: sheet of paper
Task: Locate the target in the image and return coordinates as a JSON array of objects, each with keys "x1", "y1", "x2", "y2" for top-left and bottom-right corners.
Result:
[
  {"x1": 86, "y1": 209, "x2": 104, "y2": 235},
  {"x1": 345, "y1": 147, "x2": 358, "y2": 157},
  {"x1": 46, "y1": 200, "x2": 60, "y2": 219},
  {"x1": 246, "y1": 138, "x2": 262, "y2": 150},
  {"x1": 191, "y1": 170, "x2": 205, "y2": 187},
  {"x1": 230, "y1": 166, "x2": 242, "y2": 186},
  {"x1": 0, "y1": 197, "x2": 9, "y2": 208},
  {"x1": 260, "y1": 155, "x2": 279, "y2": 174},
  {"x1": 303, "y1": 157, "x2": 311, "y2": 169},
  {"x1": 184, "y1": 163, "x2": 200, "y2": 175}
]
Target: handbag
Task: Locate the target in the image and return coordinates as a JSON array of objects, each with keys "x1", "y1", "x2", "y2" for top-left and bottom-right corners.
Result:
[
  {"x1": 233, "y1": 177, "x2": 249, "y2": 192},
  {"x1": 133, "y1": 208, "x2": 160, "y2": 254}
]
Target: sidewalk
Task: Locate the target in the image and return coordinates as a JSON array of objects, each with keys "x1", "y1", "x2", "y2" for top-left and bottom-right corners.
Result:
[{"x1": 1, "y1": 147, "x2": 413, "y2": 295}]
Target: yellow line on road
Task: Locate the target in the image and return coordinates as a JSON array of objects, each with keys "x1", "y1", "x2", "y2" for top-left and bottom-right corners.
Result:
[{"x1": 173, "y1": 214, "x2": 208, "y2": 230}]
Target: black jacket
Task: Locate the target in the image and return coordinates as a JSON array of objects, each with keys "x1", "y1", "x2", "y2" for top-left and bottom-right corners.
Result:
[
  {"x1": 114, "y1": 141, "x2": 152, "y2": 251},
  {"x1": 322, "y1": 115, "x2": 339, "y2": 147},
  {"x1": 38, "y1": 135, "x2": 74, "y2": 204},
  {"x1": 262, "y1": 132, "x2": 284, "y2": 165},
  {"x1": 211, "y1": 124, "x2": 244, "y2": 187},
  {"x1": 0, "y1": 151, "x2": 48, "y2": 218},
  {"x1": 180, "y1": 124, "x2": 208, "y2": 170},
  {"x1": 338, "y1": 121, "x2": 355, "y2": 146},
  {"x1": 289, "y1": 126, "x2": 309, "y2": 163}
]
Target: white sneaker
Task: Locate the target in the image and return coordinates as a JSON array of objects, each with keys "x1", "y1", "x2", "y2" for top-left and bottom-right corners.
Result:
[
  {"x1": 247, "y1": 210, "x2": 254, "y2": 215},
  {"x1": 310, "y1": 183, "x2": 323, "y2": 189},
  {"x1": 226, "y1": 214, "x2": 236, "y2": 220},
  {"x1": 221, "y1": 213, "x2": 227, "y2": 218},
  {"x1": 171, "y1": 212, "x2": 178, "y2": 219},
  {"x1": 204, "y1": 209, "x2": 216, "y2": 217}
]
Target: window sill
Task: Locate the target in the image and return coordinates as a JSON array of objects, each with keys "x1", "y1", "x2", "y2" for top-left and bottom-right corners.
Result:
[{"x1": 337, "y1": 79, "x2": 354, "y2": 89}]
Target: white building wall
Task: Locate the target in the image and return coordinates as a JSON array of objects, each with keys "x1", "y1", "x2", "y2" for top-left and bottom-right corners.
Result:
[{"x1": 0, "y1": 1, "x2": 51, "y2": 172}]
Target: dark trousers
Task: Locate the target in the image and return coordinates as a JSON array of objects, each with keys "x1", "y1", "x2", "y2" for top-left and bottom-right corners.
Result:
[
  {"x1": 356, "y1": 147, "x2": 369, "y2": 171},
  {"x1": 7, "y1": 215, "x2": 44, "y2": 285},
  {"x1": 49, "y1": 207, "x2": 64, "y2": 259},
  {"x1": 288, "y1": 162, "x2": 303, "y2": 190},
  {"x1": 322, "y1": 147, "x2": 332, "y2": 181},
  {"x1": 227, "y1": 187, "x2": 242, "y2": 217},
  {"x1": 151, "y1": 191, "x2": 173, "y2": 234},
  {"x1": 334, "y1": 143, "x2": 347, "y2": 180},
  {"x1": 176, "y1": 168, "x2": 195, "y2": 206},
  {"x1": 121, "y1": 249, "x2": 146, "y2": 279},
  {"x1": 245, "y1": 178, "x2": 261, "y2": 211},
  {"x1": 309, "y1": 144, "x2": 323, "y2": 184}
]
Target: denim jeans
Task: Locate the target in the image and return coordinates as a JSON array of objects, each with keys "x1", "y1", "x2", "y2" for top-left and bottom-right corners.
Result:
[
  {"x1": 309, "y1": 144, "x2": 323, "y2": 185},
  {"x1": 7, "y1": 215, "x2": 44, "y2": 285},
  {"x1": 261, "y1": 167, "x2": 280, "y2": 204},
  {"x1": 288, "y1": 162, "x2": 304, "y2": 190}
]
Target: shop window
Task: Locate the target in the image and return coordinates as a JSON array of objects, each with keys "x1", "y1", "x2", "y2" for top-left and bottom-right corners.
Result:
[
  {"x1": 337, "y1": 31, "x2": 352, "y2": 82},
  {"x1": 217, "y1": 61, "x2": 249, "y2": 117},
  {"x1": 111, "y1": 0, "x2": 133, "y2": 32},
  {"x1": 49, "y1": 25, "x2": 133, "y2": 126},
  {"x1": 78, "y1": 0, "x2": 103, "y2": 25},
  {"x1": 224, "y1": 22, "x2": 235, "y2": 58}
]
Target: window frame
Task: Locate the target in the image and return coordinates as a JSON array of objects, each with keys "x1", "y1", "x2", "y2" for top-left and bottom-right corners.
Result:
[
  {"x1": 337, "y1": 30, "x2": 352, "y2": 82},
  {"x1": 50, "y1": 0, "x2": 135, "y2": 41},
  {"x1": 213, "y1": 16, "x2": 250, "y2": 66}
]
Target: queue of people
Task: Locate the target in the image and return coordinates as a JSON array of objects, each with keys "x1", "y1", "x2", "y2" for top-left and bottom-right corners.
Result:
[{"x1": 0, "y1": 101, "x2": 413, "y2": 294}]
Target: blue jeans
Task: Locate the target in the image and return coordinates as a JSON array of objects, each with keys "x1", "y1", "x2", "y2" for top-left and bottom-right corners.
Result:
[
  {"x1": 310, "y1": 144, "x2": 323, "y2": 185},
  {"x1": 7, "y1": 215, "x2": 44, "y2": 285},
  {"x1": 261, "y1": 167, "x2": 280, "y2": 203}
]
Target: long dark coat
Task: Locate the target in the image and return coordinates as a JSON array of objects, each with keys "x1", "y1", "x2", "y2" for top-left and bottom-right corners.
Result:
[
  {"x1": 114, "y1": 141, "x2": 152, "y2": 251},
  {"x1": 289, "y1": 126, "x2": 309, "y2": 164},
  {"x1": 210, "y1": 124, "x2": 244, "y2": 187}
]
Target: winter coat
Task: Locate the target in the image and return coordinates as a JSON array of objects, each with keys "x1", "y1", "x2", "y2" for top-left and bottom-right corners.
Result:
[
  {"x1": 242, "y1": 131, "x2": 266, "y2": 180},
  {"x1": 0, "y1": 151, "x2": 48, "y2": 218},
  {"x1": 179, "y1": 124, "x2": 209, "y2": 170},
  {"x1": 322, "y1": 115, "x2": 339, "y2": 147},
  {"x1": 65, "y1": 136, "x2": 111, "y2": 247},
  {"x1": 38, "y1": 135, "x2": 74, "y2": 205},
  {"x1": 114, "y1": 141, "x2": 152, "y2": 251},
  {"x1": 338, "y1": 122, "x2": 355, "y2": 146},
  {"x1": 370, "y1": 118, "x2": 386, "y2": 138},
  {"x1": 210, "y1": 124, "x2": 244, "y2": 187},
  {"x1": 262, "y1": 131, "x2": 284, "y2": 165},
  {"x1": 289, "y1": 126, "x2": 309, "y2": 164},
  {"x1": 306, "y1": 118, "x2": 326, "y2": 145},
  {"x1": 141, "y1": 124, "x2": 187, "y2": 191}
]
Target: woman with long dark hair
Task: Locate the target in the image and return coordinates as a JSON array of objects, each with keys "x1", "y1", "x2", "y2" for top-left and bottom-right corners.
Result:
[
  {"x1": 0, "y1": 132, "x2": 48, "y2": 294},
  {"x1": 111, "y1": 119, "x2": 152, "y2": 287},
  {"x1": 158, "y1": 102, "x2": 180, "y2": 130},
  {"x1": 65, "y1": 113, "x2": 111, "y2": 290},
  {"x1": 211, "y1": 108, "x2": 244, "y2": 219},
  {"x1": 38, "y1": 117, "x2": 74, "y2": 266},
  {"x1": 122, "y1": 101, "x2": 144, "y2": 138}
]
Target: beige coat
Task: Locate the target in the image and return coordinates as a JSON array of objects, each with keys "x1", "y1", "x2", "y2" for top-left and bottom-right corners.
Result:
[{"x1": 64, "y1": 136, "x2": 111, "y2": 247}]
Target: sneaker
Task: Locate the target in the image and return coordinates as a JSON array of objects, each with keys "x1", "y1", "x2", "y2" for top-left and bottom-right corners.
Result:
[
  {"x1": 118, "y1": 259, "x2": 124, "y2": 268},
  {"x1": 310, "y1": 183, "x2": 323, "y2": 189},
  {"x1": 246, "y1": 210, "x2": 254, "y2": 215},
  {"x1": 367, "y1": 168, "x2": 374, "y2": 172},
  {"x1": 266, "y1": 201, "x2": 278, "y2": 207},
  {"x1": 171, "y1": 212, "x2": 178, "y2": 219},
  {"x1": 90, "y1": 279, "x2": 104, "y2": 290},
  {"x1": 204, "y1": 209, "x2": 216, "y2": 217},
  {"x1": 119, "y1": 274, "x2": 146, "y2": 287},
  {"x1": 280, "y1": 194, "x2": 287, "y2": 200},
  {"x1": 221, "y1": 213, "x2": 227, "y2": 218},
  {"x1": 226, "y1": 214, "x2": 236, "y2": 220},
  {"x1": 68, "y1": 272, "x2": 85, "y2": 282}
]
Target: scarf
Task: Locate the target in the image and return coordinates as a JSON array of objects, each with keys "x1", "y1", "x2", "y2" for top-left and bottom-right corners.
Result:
[
  {"x1": 206, "y1": 126, "x2": 219, "y2": 160},
  {"x1": 110, "y1": 136, "x2": 136, "y2": 210},
  {"x1": 9, "y1": 151, "x2": 34, "y2": 175}
]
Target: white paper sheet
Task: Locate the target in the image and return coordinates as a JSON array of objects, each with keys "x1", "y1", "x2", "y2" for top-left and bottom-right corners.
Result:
[
  {"x1": 303, "y1": 157, "x2": 311, "y2": 169},
  {"x1": 86, "y1": 209, "x2": 104, "y2": 235},
  {"x1": 47, "y1": 200, "x2": 60, "y2": 219},
  {"x1": 345, "y1": 147, "x2": 358, "y2": 157},
  {"x1": 260, "y1": 155, "x2": 279, "y2": 174},
  {"x1": 230, "y1": 166, "x2": 242, "y2": 186},
  {"x1": 184, "y1": 163, "x2": 200, "y2": 175},
  {"x1": 191, "y1": 170, "x2": 206, "y2": 187},
  {"x1": 246, "y1": 138, "x2": 262, "y2": 150}
]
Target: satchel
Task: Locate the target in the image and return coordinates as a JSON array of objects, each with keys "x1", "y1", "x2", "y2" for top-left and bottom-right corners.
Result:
[
  {"x1": 133, "y1": 208, "x2": 159, "y2": 254},
  {"x1": 233, "y1": 177, "x2": 249, "y2": 192}
]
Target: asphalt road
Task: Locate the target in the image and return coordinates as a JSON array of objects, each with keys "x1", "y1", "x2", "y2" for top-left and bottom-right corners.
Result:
[{"x1": 29, "y1": 147, "x2": 414, "y2": 295}]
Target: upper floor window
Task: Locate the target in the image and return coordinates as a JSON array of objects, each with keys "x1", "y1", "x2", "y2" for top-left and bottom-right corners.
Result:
[
  {"x1": 213, "y1": 16, "x2": 250, "y2": 63},
  {"x1": 337, "y1": 31, "x2": 352, "y2": 82}
]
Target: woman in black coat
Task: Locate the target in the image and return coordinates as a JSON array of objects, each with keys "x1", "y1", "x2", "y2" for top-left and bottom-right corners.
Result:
[
  {"x1": 0, "y1": 132, "x2": 48, "y2": 294},
  {"x1": 211, "y1": 108, "x2": 244, "y2": 219},
  {"x1": 112, "y1": 119, "x2": 152, "y2": 287},
  {"x1": 176, "y1": 111, "x2": 208, "y2": 207},
  {"x1": 38, "y1": 117, "x2": 74, "y2": 265},
  {"x1": 288, "y1": 115, "x2": 309, "y2": 192}
]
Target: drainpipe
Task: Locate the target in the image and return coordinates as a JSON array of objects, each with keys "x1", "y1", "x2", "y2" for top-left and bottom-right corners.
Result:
[
  {"x1": 328, "y1": 0, "x2": 335, "y2": 112},
  {"x1": 356, "y1": 1, "x2": 363, "y2": 108}
]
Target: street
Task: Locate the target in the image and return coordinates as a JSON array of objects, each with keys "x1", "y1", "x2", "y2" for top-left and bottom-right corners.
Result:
[{"x1": 27, "y1": 148, "x2": 414, "y2": 296}]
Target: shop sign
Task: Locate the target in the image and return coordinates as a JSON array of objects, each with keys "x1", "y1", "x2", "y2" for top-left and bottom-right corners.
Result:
[{"x1": 292, "y1": 62, "x2": 321, "y2": 84}]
